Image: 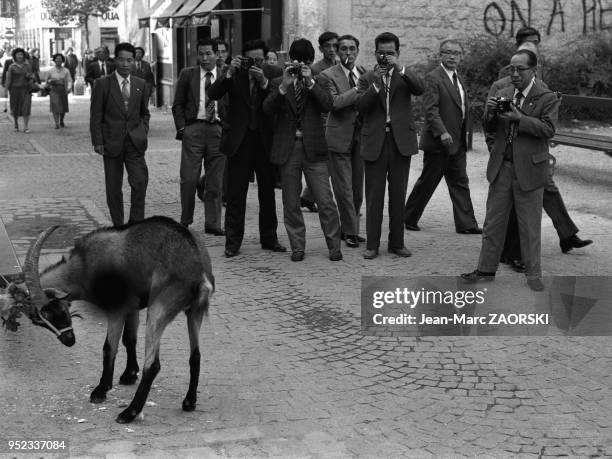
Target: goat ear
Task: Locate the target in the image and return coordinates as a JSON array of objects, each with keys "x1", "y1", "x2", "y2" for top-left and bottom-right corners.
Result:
[{"x1": 43, "y1": 288, "x2": 70, "y2": 299}]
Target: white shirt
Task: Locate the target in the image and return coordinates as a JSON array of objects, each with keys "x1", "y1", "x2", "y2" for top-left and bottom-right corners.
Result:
[
  {"x1": 197, "y1": 66, "x2": 218, "y2": 120},
  {"x1": 99, "y1": 60, "x2": 107, "y2": 75},
  {"x1": 513, "y1": 77, "x2": 535, "y2": 108},
  {"x1": 441, "y1": 63, "x2": 466, "y2": 118},
  {"x1": 115, "y1": 72, "x2": 130, "y2": 96},
  {"x1": 341, "y1": 64, "x2": 360, "y2": 89},
  {"x1": 373, "y1": 66, "x2": 405, "y2": 123}
]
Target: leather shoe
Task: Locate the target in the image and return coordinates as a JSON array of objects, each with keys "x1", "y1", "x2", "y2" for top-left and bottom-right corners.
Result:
[
  {"x1": 560, "y1": 234, "x2": 593, "y2": 253},
  {"x1": 460, "y1": 270, "x2": 495, "y2": 283},
  {"x1": 388, "y1": 247, "x2": 412, "y2": 257},
  {"x1": 262, "y1": 241, "x2": 287, "y2": 252},
  {"x1": 291, "y1": 251, "x2": 305, "y2": 262},
  {"x1": 205, "y1": 227, "x2": 226, "y2": 236},
  {"x1": 356, "y1": 235, "x2": 366, "y2": 242},
  {"x1": 300, "y1": 198, "x2": 318, "y2": 212},
  {"x1": 510, "y1": 259, "x2": 526, "y2": 273},
  {"x1": 329, "y1": 250, "x2": 343, "y2": 261},
  {"x1": 224, "y1": 248, "x2": 238, "y2": 258},
  {"x1": 345, "y1": 235, "x2": 359, "y2": 248},
  {"x1": 405, "y1": 223, "x2": 420, "y2": 231},
  {"x1": 527, "y1": 278, "x2": 545, "y2": 292},
  {"x1": 363, "y1": 249, "x2": 378, "y2": 259},
  {"x1": 457, "y1": 227, "x2": 483, "y2": 235}
]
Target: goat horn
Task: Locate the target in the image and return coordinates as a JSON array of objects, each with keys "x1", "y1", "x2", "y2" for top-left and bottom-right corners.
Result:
[{"x1": 23, "y1": 226, "x2": 60, "y2": 307}]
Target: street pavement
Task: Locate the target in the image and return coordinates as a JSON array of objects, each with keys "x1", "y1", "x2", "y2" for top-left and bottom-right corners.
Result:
[{"x1": 0, "y1": 94, "x2": 612, "y2": 458}]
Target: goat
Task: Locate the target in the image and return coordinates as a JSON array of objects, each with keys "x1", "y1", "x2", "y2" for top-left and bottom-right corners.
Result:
[{"x1": 23, "y1": 216, "x2": 214, "y2": 423}]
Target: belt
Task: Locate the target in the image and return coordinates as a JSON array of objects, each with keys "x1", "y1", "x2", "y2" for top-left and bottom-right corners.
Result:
[{"x1": 385, "y1": 123, "x2": 392, "y2": 133}]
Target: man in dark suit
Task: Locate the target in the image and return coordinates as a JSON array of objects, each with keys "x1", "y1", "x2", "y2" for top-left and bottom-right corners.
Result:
[
  {"x1": 208, "y1": 39, "x2": 285, "y2": 257},
  {"x1": 132, "y1": 47, "x2": 155, "y2": 95},
  {"x1": 64, "y1": 47, "x2": 79, "y2": 82},
  {"x1": 356, "y1": 32, "x2": 425, "y2": 259},
  {"x1": 404, "y1": 39, "x2": 480, "y2": 234},
  {"x1": 90, "y1": 42, "x2": 150, "y2": 227},
  {"x1": 172, "y1": 38, "x2": 226, "y2": 235},
  {"x1": 86, "y1": 47, "x2": 115, "y2": 88},
  {"x1": 321, "y1": 34, "x2": 366, "y2": 248},
  {"x1": 462, "y1": 50, "x2": 560, "y2": 292},
  {"x1": 263, "y1": 38, "x2": 342, "y2": 262}
]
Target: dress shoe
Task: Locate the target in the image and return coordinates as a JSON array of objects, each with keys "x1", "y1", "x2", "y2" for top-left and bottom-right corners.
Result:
[
  {"x1": 560, "y1": 234, "x2": 593, "y2": 253},
  {"x1": 460, "y1": 270, "x2": 495, "y2": 283},
  {"x1": 205, "y1": 227, "x2": 226, "y2": 236},
  {"x1": 510, "y1": 259, "x2": 526, "y2": 273},
  {"x1": 405, "y1": 223, "x2": 421, "y2": 231},
  {"x1": 457, "y1": 227, "x2": 483, "y2": 235},
  {"x1": 341, "y1": 233, "x2": 365, "y2": 243},
  {"x1": 388, "y1": 247, "x2": 412, "y2": 257},
  {"x1": 60, "y1": 121, "x2": 65, "y2": 128},
  {"x1": 291, "y1": 251, "x2": 305, "y2": 262},
  {"x1": 300, "y1": 198, "x2": 318, "y2": 212},
  {"x1": 356, "y1": 235, "x2": 366, "y2": 242},
  {"x1": 345, "y1": 235, "x2": 359, "y2": 248},
  {"x1": 262, "y1": 241, "x2": 287, "y2": 252},
  {"x1": 224, "y1": 248, "x2": 238, "y2": 258},
  {"x1": 527, "y1": 278, "x2": 545, "y2": 292},
  {"x1": 329, "y1": 250, "x2": 343, "y2": 261},
  {"x1": 363, "y1": 249, "x2": 379, "y2": 259}
]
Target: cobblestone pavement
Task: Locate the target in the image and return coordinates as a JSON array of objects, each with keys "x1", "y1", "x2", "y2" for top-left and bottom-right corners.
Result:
[{"x1": 1, "y1": 96, "x2": 612, "y2": 458}]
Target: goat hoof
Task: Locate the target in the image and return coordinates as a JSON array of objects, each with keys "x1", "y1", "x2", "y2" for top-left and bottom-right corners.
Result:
[
  {"x1": 115, "y1": 408, "x2": 138, "y2": 424},
  {"x1": 119, "y1": 371, "x2": 139, "y2": 385},
  {"x1": 182, "y1": 398, "x2": 197, "y2": 412},
  {"x1": 90, "y1": 387, "x2": 107, "y2": 403}
]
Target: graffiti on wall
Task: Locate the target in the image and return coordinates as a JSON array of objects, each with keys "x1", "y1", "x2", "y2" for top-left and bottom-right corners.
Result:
[{"x1": 483, "y1": 0, "x2": 612, "y2": 37}]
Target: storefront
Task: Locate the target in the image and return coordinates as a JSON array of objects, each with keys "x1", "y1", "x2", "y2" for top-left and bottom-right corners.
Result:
[{"x1": 139, "y1": 0, "x2": 282, "y2": 107}]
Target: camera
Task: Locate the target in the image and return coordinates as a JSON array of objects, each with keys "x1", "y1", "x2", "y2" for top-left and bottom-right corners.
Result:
[
  {"x1": 239, "y1": 56, "x2": 255, "y2": 70},
  {"x1": 285, "y1": 63, "x2": 303, "y2": 78},
  {"x1": 378, "y1": 54, "x2": 390, "y2": 69},
  {"x1": 494, "y1": 97, "x2": 513, "y2": 112}
]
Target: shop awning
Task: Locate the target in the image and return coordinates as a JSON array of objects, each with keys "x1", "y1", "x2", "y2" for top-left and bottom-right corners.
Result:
[{"x1": 138, "y1": 0, "x2": 170, "y2": 28}]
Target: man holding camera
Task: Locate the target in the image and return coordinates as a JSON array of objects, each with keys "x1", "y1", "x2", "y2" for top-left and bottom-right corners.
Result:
[
  {"x1": 462, "y1": 50, "x2": 560, "y2": 292},
  {"x1": 208, "y1": 39, "x2": 285, "y2": 258},
  {"x1": 263, "y1": 38, "x2": 342, "y2": 262},
  {"x1": 357, "y1": 32, "x2": 425, "y2": 260}
]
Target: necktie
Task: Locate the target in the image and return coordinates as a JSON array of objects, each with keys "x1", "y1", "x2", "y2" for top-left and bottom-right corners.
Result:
[
  {"x1": 121, "y1": 78, "x2": 129, "y2": 110},
  {"x1": 506, "y1": 92, "x2": 523, "y2": 146},
  {"x1": 453, "y1": 72, "x2": 464, "y2": 118},
  {"x1": 349, "y1": 71, "x2": 356, "y2": 88},
  {"x1": 205, "y1": 71, "x2": 215, "y2": 121},
  {"x1": 101, "y1": 62, "x2": 105, "y2": 75},
  {"x1": 295, "y1": 80, "x2": 304, "y2": 127},
  {"x1": 249, "y1": 77, "x2": 258, "y2": 130}
]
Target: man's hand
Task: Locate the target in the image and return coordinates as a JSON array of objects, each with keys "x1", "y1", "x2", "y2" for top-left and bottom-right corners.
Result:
[
  {"x1": 280, "y1": 63, "x2": 297, "y2": 93},
  {"x1": 385, "y1": 54, "x2": 400, "y2": 72},
  {"x1": 440, "y1": 132, "x2": 453, "y2": 146},
  {"x1": 373, "y1": 65, "x2": 386, "y2": 89},
  {"x1": 300, "y1": 64, "x2": 314, "y2": 88},
  {"x1": 228, "y1": 56, "x2": 242, "y2": 76},
  {"x1": 499, "y1": 104, "x2": 522, "y2": 122},
  {"x1": 249, "y1": 66, "x2": 267, "y2": 87},
  {"x1": 94, "y1": 145, "x2": 104, "y2": 155},
  {"x1": 486, "y1": 96, "x2": 499, "y2": 111}
]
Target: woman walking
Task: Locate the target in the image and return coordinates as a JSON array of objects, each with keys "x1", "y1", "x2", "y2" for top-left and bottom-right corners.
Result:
[
  {"x1": 46, "y1": 53, "x2": 72, "y2": 129},
  {"x1": 5, "y1": 48, "x2": 34, "y2": 133}
]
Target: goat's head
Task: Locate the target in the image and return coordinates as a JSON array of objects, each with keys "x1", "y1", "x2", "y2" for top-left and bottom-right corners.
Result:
[{"x1": 23, "y1": 226, "x2": 76, "y2": 347}]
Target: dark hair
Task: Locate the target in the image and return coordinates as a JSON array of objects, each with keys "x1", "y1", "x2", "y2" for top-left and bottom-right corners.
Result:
[
  {"x1": 243, "y1": 39, "x2": 268, "y2": 56},
  {"x1": 318, "y1": 31, "x2": 338, "y2": 47},
  {"x1": 375, "y1": 32, "x2": 400, "y2": 52},
  {"x1": 213, "y1": 37, "x2": 228, "y2": 50},
  {"x1": 134, "y1": 46, "x2": 145, "y2": 55},
  {"x1": 337, "y1": 34, "x2": 360, "y2": 49},
  {"x1": 114, "y1": 42, "x2": 136, "y2": 58},
  {"x1": 11, "y1": 47, "x2": 26, "y2": 60},
  {"x1": 289, "y1": 38, "x2": 315, "y2": 63},
  {"x1": 196, "y1": 37, "x2": 218, "y2": 53},
  {"x1": 52, "y1": 53, "x2": 66, "y2": 62},
  {"x1": 514, "y1": 49, "x2": 538, "y2": 67},
  {"x1": 515, "y1": 27, "x2": 541, "y2": 46}
]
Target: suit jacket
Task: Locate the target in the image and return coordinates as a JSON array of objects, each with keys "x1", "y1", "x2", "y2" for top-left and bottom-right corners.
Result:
[
  {"x1": 356, "y1": 67, "x2": 425, "y2": 161},
  {"x1": 171, "y1": 65, "x2": 227, "y2": 131},
  {"x1": 419, "y1": 65, "x2": 469, "y2": 155},
  {"x1": 263, "y1": 76, "x2": 333, "y2": 165},
  {"x1": 132, "y1": 60, "x2": 155, "y2": 87},
  {"x1": 311, "y1": 58, "x2": 335, "y2": 76},
  {"x1": 85, "y1": 60, "x2": 116, "y2": 87},
  {"x1": 484, "y1": 84, "x2": 559, "y2": 191},
  {"x1": 321, "y1": 63, "x2": 366, "y2": 154},
  {"x1": 208, "y1": 64, "x2": 282, "y2": 157},
  {"x1": 90, "y1": 73, "x2": 150, "y2": 157}
]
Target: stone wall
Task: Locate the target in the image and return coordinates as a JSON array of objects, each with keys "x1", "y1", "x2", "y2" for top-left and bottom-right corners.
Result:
[{"x1": 286, "y1": 0, "x2": 612, "y2": 67}]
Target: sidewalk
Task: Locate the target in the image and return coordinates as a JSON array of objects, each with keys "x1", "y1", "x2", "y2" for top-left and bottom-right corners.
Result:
[{"x1": 1, "y1": 95, "x2": 612, "y2": 457}]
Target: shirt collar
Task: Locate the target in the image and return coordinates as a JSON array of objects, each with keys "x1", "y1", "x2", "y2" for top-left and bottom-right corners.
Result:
[
  {"x1": 514, "y1": 77, "x2": 535, "y2": 100},
  {"x1": 115, "y1": 72, "x2": 130, "y2": 85},
  {"x1": 341, "y1": 64, "x2": 360, "y2": 81},
  {"x1": 440, "y1": 63, "x2": 458, "y2": 81},
  {"x1": 200, "y1": 66, "x2": 217, "y2": 79}
]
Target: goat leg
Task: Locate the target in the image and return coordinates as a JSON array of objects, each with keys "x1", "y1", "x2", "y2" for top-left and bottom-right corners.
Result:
[
  {"x1": 91, "y1": 315, "x2": 124, "y2": 403},
  {"x1": 183, "y1": 305, "x2": 205, "y2": 411},
  {"x1": 119, "y1": 310, "x2": 140, "y2": 385}
]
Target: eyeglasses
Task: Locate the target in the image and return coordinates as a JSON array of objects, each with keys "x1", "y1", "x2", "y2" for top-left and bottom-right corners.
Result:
[
  {"x1": 440, "y1": 50, "x2": 462, "y2": 56},
  {"x1": 508, "y1": 65, "x2": 533, "y2": 73}
]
